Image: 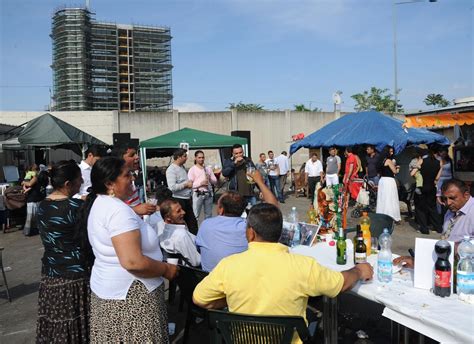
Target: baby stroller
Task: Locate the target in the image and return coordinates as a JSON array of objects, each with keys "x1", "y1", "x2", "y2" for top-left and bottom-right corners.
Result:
[
  {"x1": 397, "y1": 179, "x2": 415, "y2": 218},
  {"x1": 350, "y1": 176, "x2": 378, "y2": 218}
]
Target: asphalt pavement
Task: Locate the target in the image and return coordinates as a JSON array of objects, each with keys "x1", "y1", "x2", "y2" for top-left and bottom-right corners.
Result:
[{"x1": 0, "y1": 191, "x2": 440, "y2": 343}]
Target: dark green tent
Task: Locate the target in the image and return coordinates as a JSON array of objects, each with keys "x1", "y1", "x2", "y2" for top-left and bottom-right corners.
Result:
[
  {"x1": 139, "y1": 128, "x2": 248, "y2": 192},
  {"x1": 139, "y1": 127, "x2": 248, "y2": 158},
  {"x1": 18, "y1": 113, "x2": 106, "y2": 154},
  {"x1": 140, "y1": 127, "x2": 247, "y2": 149}
]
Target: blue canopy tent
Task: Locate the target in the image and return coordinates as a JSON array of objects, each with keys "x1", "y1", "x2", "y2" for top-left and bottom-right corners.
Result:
[{"x1": 289, "y1": 111, "x2": 450, "y2": 155}]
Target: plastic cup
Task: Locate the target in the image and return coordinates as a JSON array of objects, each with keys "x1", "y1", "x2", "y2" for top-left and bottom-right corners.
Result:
[
  {"x1": 246, "y1": 166, "x2": 256, "y2": 184},
  {"x1": 167, "y1": 258, "x2": 179, "y2": 265},
  {"x1": 371, "y1": 237, "x2": 378, "y2": 254},
  {"x1": 325, "y1": 233, "x2": 333, "y2": 244},
  {"x1": 147, "y1": 197, "x2": 157, "y2": 206}
]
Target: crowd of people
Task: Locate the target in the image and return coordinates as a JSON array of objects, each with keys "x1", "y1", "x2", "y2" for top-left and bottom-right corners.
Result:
[{"x1": 2, "y1": 140, "x2": 472, "y2": 343}]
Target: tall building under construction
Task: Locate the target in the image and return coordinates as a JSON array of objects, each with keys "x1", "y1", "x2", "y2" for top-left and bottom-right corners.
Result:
[{"x1": 51, "y1": 7, "x2": 172, "y2": 112}]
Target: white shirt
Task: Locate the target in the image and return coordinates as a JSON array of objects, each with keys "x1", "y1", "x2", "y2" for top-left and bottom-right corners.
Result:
[
  {"x1": 265, "y1": 158, "x2": 279, "y2": 176},
  {"x1": 276, "y1": 154, "x2": 289, "y2": 175},
  {"x1": 88, "y1": 195, "x2": 164, "y2": 300},
  {"x1": 146, "y1": 211, "x2": 165, "y2": 237},
  {"x1": 305, "y1": 159, "x2": 323, "y2": 177},
  {"x1": 159, "y1": 223, "x2": 201, "y2": 267},
  {"x1": 78, "y1": 160, "x2": 92, "y2": 196}
]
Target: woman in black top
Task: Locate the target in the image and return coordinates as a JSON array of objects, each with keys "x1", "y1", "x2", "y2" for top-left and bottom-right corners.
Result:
[
  {"x1": 36, "y1": 160, "x2": 93, "y2": 343},
  {"x1": 376, "y1": 146, "x2": 401, "y2": 222}
]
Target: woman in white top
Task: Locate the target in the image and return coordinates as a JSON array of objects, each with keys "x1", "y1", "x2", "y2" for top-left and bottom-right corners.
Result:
[{"x1": 82, "y1": 157, "x2": 178, "y2": 343}]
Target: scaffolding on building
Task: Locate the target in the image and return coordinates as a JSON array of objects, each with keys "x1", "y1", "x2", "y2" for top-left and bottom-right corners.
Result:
[
  {"x1": 51, "y1": 8, "x2": 173, "y2": 112},
  {"x1": 51, "y1": 7, "x2": 93, "y2": 111}
]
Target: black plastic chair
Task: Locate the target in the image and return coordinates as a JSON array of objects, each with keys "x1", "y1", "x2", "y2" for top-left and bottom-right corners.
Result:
[
  {"x1": 346, "y1": 212, "x2": 395, "y2": 238},
  {"x1": 0, "y1": 247, "x2": 12, "y2": 302},
  {"x1": 175, "y1": 264, "x2": 209, "y2": 343},
  {"x1": 161, "y1": 250, "x2": 183, "y2": 304},
  {"x1": 368, "y1": 212, "x2": 395, "y2": 238},
  {"x1": 208, "y1": 309, "x2": 310, "y2": 344}
]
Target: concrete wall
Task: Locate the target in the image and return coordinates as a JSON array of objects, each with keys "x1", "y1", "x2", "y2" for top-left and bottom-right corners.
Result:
[{"x1": 1, "y1": 110, "x2": 344, "y2": 168}]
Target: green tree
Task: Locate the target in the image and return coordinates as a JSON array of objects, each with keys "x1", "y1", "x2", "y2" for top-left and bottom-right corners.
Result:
[
  {"x1": 228, "y1": 102, "x2": 265, "y2": 111},
  {"x1": 293, "y1": 104, "x2": 323, "y2": 112},
  {"x1": 424, "y1": 94, "x2": 451, "y2": 108},
  {"x1": 294, "y1": 104, "x2": 310, "y2": 111},
  {"x1": 351, "y1": 87, "x2": 403, "y2": 113}
]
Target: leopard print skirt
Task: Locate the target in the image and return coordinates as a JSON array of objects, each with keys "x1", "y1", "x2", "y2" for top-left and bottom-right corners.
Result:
[{"x1": 90, "y1": 281, "x2": 168, "y2": 343}]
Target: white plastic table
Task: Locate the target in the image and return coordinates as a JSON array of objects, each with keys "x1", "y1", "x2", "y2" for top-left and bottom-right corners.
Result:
[{"x1": 291, "y1": 244, "x2": 474, "y2": 344}]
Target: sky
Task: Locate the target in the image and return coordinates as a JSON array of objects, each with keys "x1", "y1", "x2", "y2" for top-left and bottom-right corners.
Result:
[{"x1": 0, "y1": 0, "x2": 472, "y2": 113}]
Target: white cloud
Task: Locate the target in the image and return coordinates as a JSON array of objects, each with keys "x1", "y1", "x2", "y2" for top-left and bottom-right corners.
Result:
[{"x1": 174, "y1": 102, "x2": 208, "y2": 112}]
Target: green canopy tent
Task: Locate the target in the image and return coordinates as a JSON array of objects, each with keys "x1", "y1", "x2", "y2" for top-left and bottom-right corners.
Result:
[
  {"x1": 139, "y1": 127, "x2": 248, "y2": 195},
  {"x1": 18, "y1": 113, "x2": 106, "y2": 156}
]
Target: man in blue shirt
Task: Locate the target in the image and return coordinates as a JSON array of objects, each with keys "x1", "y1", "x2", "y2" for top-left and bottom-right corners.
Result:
[{"x1": 196, "y1": 170, "x2": 278, "y2": 271}]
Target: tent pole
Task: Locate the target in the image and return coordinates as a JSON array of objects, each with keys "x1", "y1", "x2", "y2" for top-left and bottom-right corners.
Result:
[
  {"x1": 140, "y1": 147, "x2": 148, "y2": 202},
  {"x1": 243, "y1": 144, "x2": 248, "y2": 157}
]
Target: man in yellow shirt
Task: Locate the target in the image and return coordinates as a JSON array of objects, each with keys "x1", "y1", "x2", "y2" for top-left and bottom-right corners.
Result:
[{"x1": 193, "y1": 203, "x2": 373, "y2": 330}]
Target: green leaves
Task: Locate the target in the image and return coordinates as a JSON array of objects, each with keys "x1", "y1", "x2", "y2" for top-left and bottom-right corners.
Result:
[
  {"x1": 424, "y1": 94, "x2": 451, "y2": 108},
  {"x1": 228, "y1": 102, "x2": 265, "y2": 111},
  {"x1": 351, "y1": 87, "x2": 403, "y2": 114}
]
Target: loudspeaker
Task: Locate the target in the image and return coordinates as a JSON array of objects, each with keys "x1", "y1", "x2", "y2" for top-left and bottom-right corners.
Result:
[
  {"x1": 130, "y1": 138, "x2": 139, "y2": 149},
  {"x1": 113, "y1": 133, "x2": 131, "y2": 147},
  {"x1": 231, "y1": 130, "x2": 251, "y2": 159}
]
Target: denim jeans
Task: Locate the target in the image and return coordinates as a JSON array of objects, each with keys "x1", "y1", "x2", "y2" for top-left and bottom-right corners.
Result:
[
  {"x1": 368, "y1": 175, "x2": 380, "y2": 186},
  {"x1": 268, "y1": 175, "x2": 283, "y2": 201},
  {"x1": 244, "y1": 196, "x2": 257, "y2": 207},
  {"x1": 192, "y1": 192, "x2": 213, "y2": 220}
]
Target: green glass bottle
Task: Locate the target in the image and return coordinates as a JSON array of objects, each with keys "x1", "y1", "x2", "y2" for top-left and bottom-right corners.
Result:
[{"x1": 337, "y1": 228, "x2": 347, "y2": 265}]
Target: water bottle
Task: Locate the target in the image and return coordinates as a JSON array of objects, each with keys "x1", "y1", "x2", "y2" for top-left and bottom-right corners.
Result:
[
  {"x1": 289, "y1": 207, "x2": 300, "y2": 247},
  {"x1": 457, "y1": 236, "x2": 474, "y2": 297},
  {"x1": 377, "y1": 228, "x2": 392, "y2": 283}
]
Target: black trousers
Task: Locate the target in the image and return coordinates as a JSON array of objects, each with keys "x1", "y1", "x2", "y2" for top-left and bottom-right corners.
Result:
[
  {"x1": 308, "y1": 176, "x2": 321, "y2": 201},
  {"x1": 415, "y1": 188, "x2": 442, "y2": 234},
  {"x1": 173, "y1": 197, "x2": 199, "y2": 235}
]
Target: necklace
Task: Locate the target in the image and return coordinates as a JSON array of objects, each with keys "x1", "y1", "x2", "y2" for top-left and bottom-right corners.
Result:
[{"x1": 48, "y1": 191, "x2": 69, "y2": 200}]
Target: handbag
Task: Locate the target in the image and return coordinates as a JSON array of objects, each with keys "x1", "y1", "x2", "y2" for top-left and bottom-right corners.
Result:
[
  {"x1": 4, "y1": 185, "x2": 27, "y2": 210},
  {"x1": 356, "y1": 183, "x2": 370, "y2": 206}
]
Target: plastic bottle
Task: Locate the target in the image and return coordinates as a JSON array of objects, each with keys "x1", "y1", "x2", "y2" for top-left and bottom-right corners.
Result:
[
  {"x1": 360, "y1": 211, "x2": 370, "y2": 231},
  {"x1": 457, "y1": 236, "x2": 474, "y2": 297},
  {"x1": 434, "y1": 240, "x2": 452, "y2": 297},
  {"x1": 360, "y1": 212, "x2": 371, "y2": 255},
  {"x1": 377, "y1": 228, "x2": 392, "y2": 283},
  {"x1": 289, "y1": 207, "x2": 300, "y2": 247}
]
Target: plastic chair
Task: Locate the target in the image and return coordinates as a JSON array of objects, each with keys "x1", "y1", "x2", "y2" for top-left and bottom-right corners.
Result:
[
  {"x1": 368, "y1": 213, "x2": 395, "y2": 238},
  {"x1": 0, "y1": 248, "x2": 12, "y2": 302},
  {"x1": 161, "y1": 250, "x2": 183, "y2": 304},
  {"x1": 208, "y1": 309, "x2": 310, "y2": 344},
  {"x1": 175, "y1": 265, "x2": 209, "y2": 343}
]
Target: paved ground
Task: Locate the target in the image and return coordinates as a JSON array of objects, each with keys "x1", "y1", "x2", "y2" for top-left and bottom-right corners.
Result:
[{"x1": 0, "y1": 191, "x2": 440, "y2": 343}]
